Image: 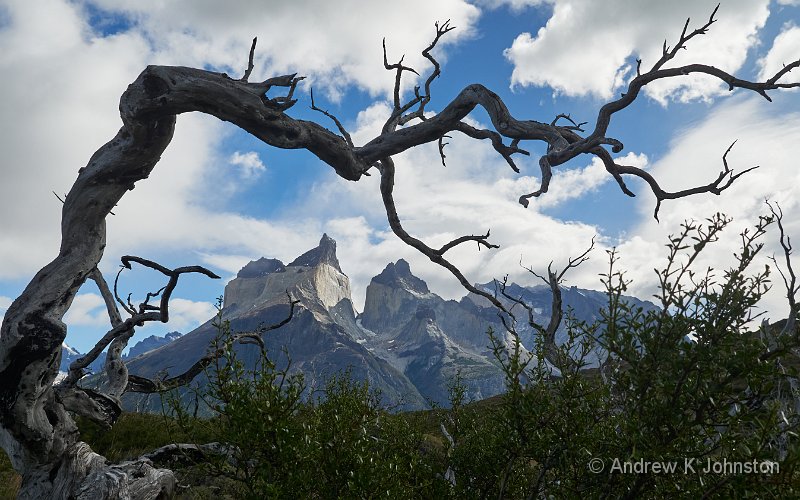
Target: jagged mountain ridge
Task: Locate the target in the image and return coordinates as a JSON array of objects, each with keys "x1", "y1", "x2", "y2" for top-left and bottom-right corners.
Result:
[
  {"x1": 127, "y1": 331, "x2": 183, "y2": 359},
  {"x1": 466, "y1": 281, "x2": 658, "y2": 361},
  {"x1": 119, "y1": 235, "x2": 657, "y2": 411},
  {"x1": 122, "y1": 235, "x2": 426, "y2": 412},
  {"x1": 59, "y1": 331, "x2": 184, "y2": 376},
  {"x1": 60, "y1": 342, "x2": 82, "y2": 373}
]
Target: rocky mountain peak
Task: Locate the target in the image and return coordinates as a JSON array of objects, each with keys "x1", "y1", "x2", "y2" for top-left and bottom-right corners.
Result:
[
  {"x1": 237, "y1": 257, "x2": 286, "y2": 278},
  {"x1": 360, "y1": 260, "x2": 434, "y2": 333},
  {"x1": 372, "y1": 259, "x2": 429, "y2": 294},
  {"x1": 224, "y1": 235, "x2": 352, "y2": 318},
  {"x1": 121, "y1": 236, "x2": 661, "y2": 412},
  {"x1": 288, "y1": 233, "x2": 342, "y2": 273},
  {"x1": 127, "y1": 331, "x2": 183, "y2": 359}
]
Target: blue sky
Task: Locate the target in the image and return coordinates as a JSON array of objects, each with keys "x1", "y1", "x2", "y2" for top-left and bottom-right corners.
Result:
[{"x1": 0, "y1": 0, "x2": 798, "y2": 354}]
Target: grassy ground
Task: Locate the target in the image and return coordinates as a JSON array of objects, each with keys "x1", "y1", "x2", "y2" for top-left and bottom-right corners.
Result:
[
  {"x1": 0, "y1": 413, "x2": 218, "y2": 498},
  {"x1": 0, "y1": 404, "x2": 460, "y2": 498},
  {"x1": 0, "y1": 452, "x2": 20, "y2": 500}
]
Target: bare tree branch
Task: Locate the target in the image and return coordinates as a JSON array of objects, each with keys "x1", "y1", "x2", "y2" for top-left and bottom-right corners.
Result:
[
  {"x1": 61, "y1": 258, "x2": 219, "y2": 392},
  {"x1": 438, "y1": 230, "x2": 499, "y2": 255},
  {"x1": 395, "y1": 20, "x2": 456, "y2": 127},
  {"x1": 1, "y1": 8, "x2": 797, "y2": 497},
  {"x1": 57, "y1": 386, "x2": 121, "y2": 428},
  {"x1": 240, "y1": 37, "x2": 257, "y2": 82},
  {"x1": 127, "y1": 292, "x2": 298, "y2": 394},
  {"x1": 550, "y1": 113, "x2": 587, "y2": 132},
  {"x1": 453, "y1": 121, "x2": 530, "y2": 173},
  {"x1": 650, "y1": 5, "x2": 720, "y2": 74},
  {"x1": 378, "y1": 157, "x2": 511, "y2": 318},
  {"x1": 383, "y1": 38, "x2": 419, "y2": 121},
  {"x1": 89, "y1": 267, "x2": 122, "y2": 328},
  {"x1": 438, "y1": 135, "x2": 450, "y2": 167},
  {"x1": 599, "y1": 141, "x2": 758, "y2": 220},
  {"x1": 310, "y1": 88, "x2": 354, "y2": 147},
  {"x1": 767, "y1": 200, "x2": 799, "y2": 336},
  {"x1": 500, "y1": 238, "x2": 595, "y2": 370}
]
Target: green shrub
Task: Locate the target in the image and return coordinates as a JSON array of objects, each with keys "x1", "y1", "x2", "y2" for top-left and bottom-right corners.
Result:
[
  {"x1": 6, "y1": 212, "x2": 791, "y2": 498},
  {"x1": 167, "y1": 314, "x2": 449, "y2": 498},
  {"x1": 443, "y1": 213, "x2": 800, "y2": 497}
]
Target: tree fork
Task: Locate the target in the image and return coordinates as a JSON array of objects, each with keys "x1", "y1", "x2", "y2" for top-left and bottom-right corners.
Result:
[{"x1": 0, "y1": 9, "x2": 798, "y2": 498}]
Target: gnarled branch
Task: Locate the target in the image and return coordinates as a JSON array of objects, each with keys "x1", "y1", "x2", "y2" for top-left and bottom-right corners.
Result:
[
  {"x1": 498, "y1": 238, "x2": 595, "y2": 370},
  {"x1": 128, "y1": 292, "x2": 298, "y2": 394},
  {"x1": 61, "y1": 258, "x2": 219, "y2": 393},
  {"x1": 767, "y1": 200, "x2": 799, "y2": 336},
  {"x1": 1, "y1": 8, "x2": 797, "y2": 497}
]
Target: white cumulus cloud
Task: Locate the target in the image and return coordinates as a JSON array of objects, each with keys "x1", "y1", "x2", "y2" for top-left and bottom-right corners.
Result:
[
  {"x1": 229, "y1": 151, "x2": 266, "y2": 179},
  {"x1": 63, "y1": 293, "x2": 108, "y2": 327},
  {"x1": 757, "y1": 22, "x2": 800, "y2": 83},
  {"x1": 622, "y1": 95, "x2": 800, "y2": 320},
  {"x1": 0, "y1": 0, "x2": 484, "y2": 284},
  {"x1": 83, "y1": 0, "x2": 481, "y2": 100},
  {"x1": 534, "y1": 153, "x2": 648, "y2": 209},
  {"x1": 159, "y1": 298, "x2": 217, "y2": 332},
  {"x1": 504, "y1": 0, "x2": 769, "y2": 103}
]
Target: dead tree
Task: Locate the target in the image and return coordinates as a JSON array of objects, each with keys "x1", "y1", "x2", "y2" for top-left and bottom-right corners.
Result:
[{"x1": 0, "y1": 8, "x2": 798, "y2": 499}]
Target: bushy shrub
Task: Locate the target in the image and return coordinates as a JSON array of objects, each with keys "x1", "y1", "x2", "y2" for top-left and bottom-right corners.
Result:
[
  {"x1": 168, "y1": 315, "x2": 447, "y2": 498},
  {"x1": 165, "y1": 212, "x2": 799, "y2": 498},
  {"x1": 444, "y1": 213, "x2": 800, "y2": 498}
]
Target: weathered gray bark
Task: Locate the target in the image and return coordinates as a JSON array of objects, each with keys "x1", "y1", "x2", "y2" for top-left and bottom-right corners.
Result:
[{"x1": 0, "y1": 10, "x2": 797, "y2": 498}]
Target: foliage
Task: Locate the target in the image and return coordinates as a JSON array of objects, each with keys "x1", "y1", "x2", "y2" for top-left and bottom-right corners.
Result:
[
  {"x1": 166, "y1": 313, "x2": 448, "y2": 499},
  {"x1": 154, "y1": 212, "x2": 800, "y2": 498},
  {"x1": 0, "y1": 452, "x2": 20, "y2": 500},
  {"x1": 446, "y1": 212, "x2": 800, "y2": 498},
  {"x1": 3, "y1": 212, "x2": 793, "y2": 498}
]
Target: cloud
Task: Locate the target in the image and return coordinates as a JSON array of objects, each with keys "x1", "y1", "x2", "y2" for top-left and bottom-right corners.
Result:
[
  {"x1": 0, "y1": 296, "x2": 11, "y2": 319},
  {"x1": 62, "y1": 292, "x2": 215, "y2": 350},
  {"x1": 757, "y1": 22, "x2": 800, "y2": 83},
  {"x1": 229, "y1": 151, "x2": 266, "y2": 179},
  {"x1": 63, "y1": 293, "x2": 108, "y2": 327},
  {"x1": 534, "y1": 153, "x2": 648, "y2": 209},
  {"x1": 0, "y1": 1, "x2": 312, "y2": 282},
  {"x1": 504, "y1": 0, "x2": 770, "y2": 102},
  {"x1": 2, "y1": 0, "x2": 797, "y2": 352},
  {"x1": 470, "y1": 0, "x2": 552, "y2": 11},
  {"x1": 158, "y1": 298, "x2": 217, "y2": 332},
  {"x1": 83, "y1": 0, "x2": 482, "y2": 100},
  {"x1": 268, "y1": 100, "x2": 636, "y2": 308},
  {"x1": 0, "y1": 0, "x2": 483, "y2": 284},
  {"x1": 621, "y1": 95, "x2": 800, "y2": 320},
  {"x1": 0, "y1": 0, "x2": 152, "y2": 280}
]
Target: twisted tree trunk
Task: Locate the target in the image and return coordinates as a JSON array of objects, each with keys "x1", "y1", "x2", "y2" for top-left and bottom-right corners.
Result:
[{"x1": 0, "y1": 11, "x2": 796, "y2": 497}]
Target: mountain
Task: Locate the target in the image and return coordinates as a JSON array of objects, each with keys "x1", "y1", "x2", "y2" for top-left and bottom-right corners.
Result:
[
  {"x1": 60, "y1": 342, "x2": 82, "y2": 373},
  {"x1": 356, "y1": 259, "x2": 660, "y2": 404},
  {"x1": 116, "y1": 235, "x2": 657, "y2": 412},
  {"x1": 359, "y1": 259, "x2": 507, "y2": 405},
  {"x1": 126, "y1": 331, "x2": 182, "y2": 360},
  {"x1": 465, "y1": 281, "x2": 659, "y2": 366},
  {"x1": 122, "y1": 235, "x2": 426, "y2": 412},
  {"x1": 60, "y1": 331, "x2": 184, "y2": 381}
]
